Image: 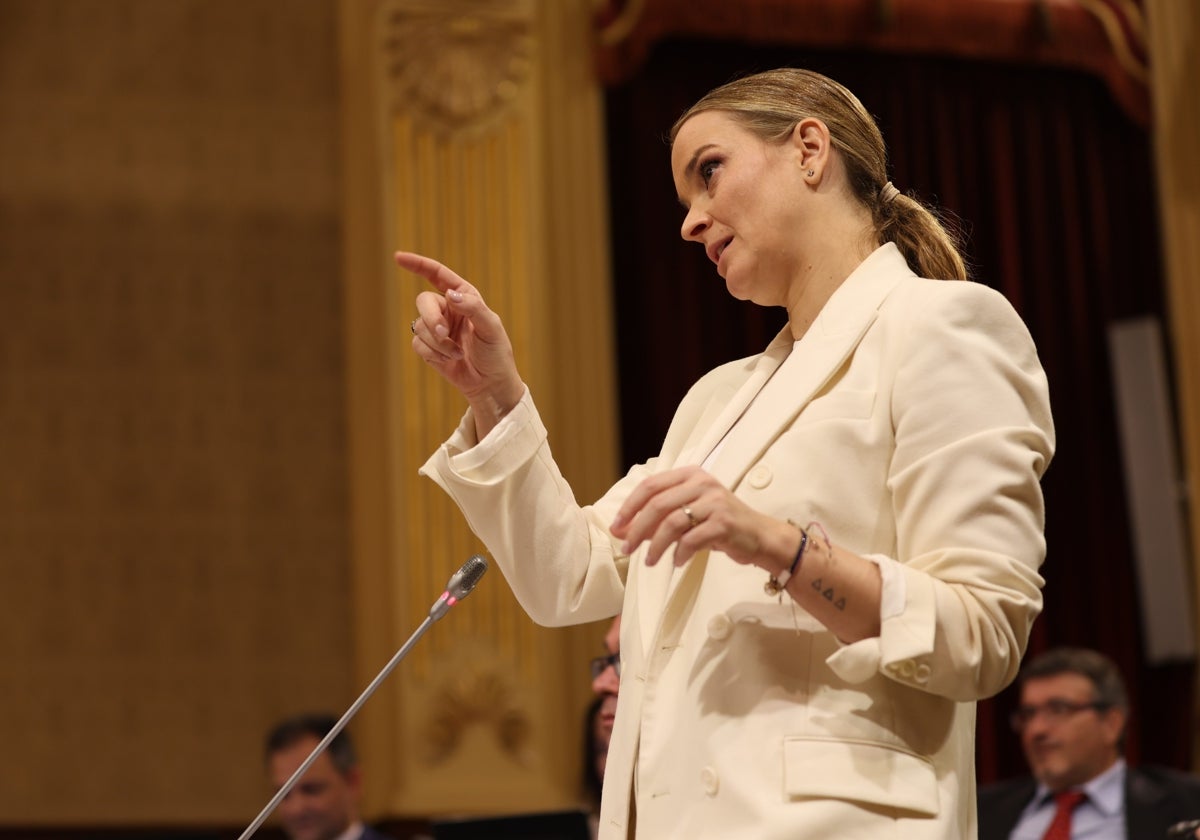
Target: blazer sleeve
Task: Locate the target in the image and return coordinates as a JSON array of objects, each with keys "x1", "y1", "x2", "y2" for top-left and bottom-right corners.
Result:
[
  {"x1": 419, "y1": 361, "x2": 751, "y2": 628},
  {"x1": 827, "y1": 280, "x2": 1055, "y2": 700},
  {"x1": 419, "y1": 390, "x2": 633, "y2": 626}
]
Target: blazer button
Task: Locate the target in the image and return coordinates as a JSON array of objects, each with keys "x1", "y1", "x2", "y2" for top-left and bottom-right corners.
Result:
[
  {"x1": 914, "y1": 663, "x2": 931, "y2": 684},
  {"x1": 707, "y1": 614, "x2": 733, "y2": 641},
  {"x1": 700, "y1": 766, "x2": 720, "y2": 797},
  {"x1": 892, "y1": 657, "x2": 916, "y2": 681},
  {"x1": 747, "y1": 465, "x2": 772, "y2": 489}
]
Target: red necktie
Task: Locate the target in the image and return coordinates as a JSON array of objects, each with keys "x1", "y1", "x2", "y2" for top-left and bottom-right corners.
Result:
[{"x1": 1041, "y1": 789, "x2": 1087, "y2": 840}]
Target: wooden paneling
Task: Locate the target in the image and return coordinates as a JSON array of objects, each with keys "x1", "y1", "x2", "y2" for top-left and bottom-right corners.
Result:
[{"x1": 0, "y1": 0, "x2": 351, "y2": 825}]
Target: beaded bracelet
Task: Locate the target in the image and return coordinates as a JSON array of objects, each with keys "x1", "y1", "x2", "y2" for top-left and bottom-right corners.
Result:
[{"x1": 764, "y1": 521, "x2": 808, "y2": 596}]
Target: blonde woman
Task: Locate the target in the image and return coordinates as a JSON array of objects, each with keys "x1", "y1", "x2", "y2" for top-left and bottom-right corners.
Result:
[{"x1": 401, "y1": 68, "x2": 1055, "y2": 840}]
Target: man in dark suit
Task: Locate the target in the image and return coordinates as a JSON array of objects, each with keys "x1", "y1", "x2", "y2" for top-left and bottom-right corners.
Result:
[
  {"x1": 265, "y1": 713, "x2": 390, "y2": 840},
  {"x1": 978, "y1": 647, "x2": 1200, "y2": 840}
]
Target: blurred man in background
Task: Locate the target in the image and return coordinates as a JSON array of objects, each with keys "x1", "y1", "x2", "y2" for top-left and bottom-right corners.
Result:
[
  {"x1": 978, "y1": 647, "x2": 1200, "y2": 840},
  {"x1": 589, "y1": 614, "x2": 621, "y2": 752},
  {"x1": 265, "y1": 713, "x2": 389, "y2": 840},
  {"x1": 583, "y1": 615, "x2": 622, "y2": 836}
]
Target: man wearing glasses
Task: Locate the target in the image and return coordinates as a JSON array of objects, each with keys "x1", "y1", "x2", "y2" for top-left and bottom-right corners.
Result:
[
  {"x1": 581, "y1": 615, "x2": 622, "y2": 832},
  {"x1": 590, "y1": 615, "x2": 622, "y2": 753},
  {"x1": 978, "y1": 647, "x2": 1200, "y2": 840}
]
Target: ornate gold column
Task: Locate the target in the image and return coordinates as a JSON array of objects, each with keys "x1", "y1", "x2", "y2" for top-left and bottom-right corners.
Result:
[
  {"x1": 1143, "y1": 0, "x2": 1200, "y2": 763},
  {"x1": 338, "y1": 0, "x2": 620, "y2": 818}
]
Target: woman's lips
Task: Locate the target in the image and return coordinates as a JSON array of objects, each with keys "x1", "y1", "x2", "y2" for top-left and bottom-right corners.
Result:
[
  {"x1": 713, "y1": 237, "x2": 732, "y2": 274},
  {"x1": 706, "y1": 236, "x2": 732, "y2": 266}
]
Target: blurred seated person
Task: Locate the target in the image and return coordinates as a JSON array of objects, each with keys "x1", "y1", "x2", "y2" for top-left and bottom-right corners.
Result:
[
  {"x1": 581, "y1": 615, "x2": 621, "y2": 837},
  {"x1": 978, "y1": 647, "x2": 1200, "y2": 840},
  {"x1": 582, "y1": 694, "x2": 609, "y2": 819},
  {"x1": 589, "y1": 615, "x2": 620, "y2": 749},
  {"x1": 265, "y1": 713, "x2": 390, "y2": 840}
]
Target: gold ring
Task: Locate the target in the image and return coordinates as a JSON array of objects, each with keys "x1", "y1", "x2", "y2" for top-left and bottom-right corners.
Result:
[
  {"x1": 681, "y1": 505, "x2": 700, "y2": 530},
  {"x1": 410, "y1": 319, "x2": 417, "y2": 334}
]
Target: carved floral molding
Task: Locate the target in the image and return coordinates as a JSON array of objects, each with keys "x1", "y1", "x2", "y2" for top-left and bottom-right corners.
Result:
[{"x1": 379, "y1": 0, "x2": 535, "y2": 132}]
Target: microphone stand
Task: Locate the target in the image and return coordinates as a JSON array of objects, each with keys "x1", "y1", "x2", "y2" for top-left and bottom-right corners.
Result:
[{"x1": 237, "y1": 555, "x2": 488, "y2": 840}]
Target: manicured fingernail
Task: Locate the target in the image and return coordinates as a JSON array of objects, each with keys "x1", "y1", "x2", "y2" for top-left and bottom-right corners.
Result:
[
  {"x1": 447, "y1": 289, "x2": 463, "y2": 302},
  {"x1": 435, "y1": 324, "x2": 449, "y2": 338},
  {"x1": 621, "y1": 540, "x2": 633, "y2": 554}
]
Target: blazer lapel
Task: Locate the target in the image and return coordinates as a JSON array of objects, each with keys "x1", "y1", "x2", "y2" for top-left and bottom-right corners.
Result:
[
  {"x1": 711, "y1": 245, "x2": 910, "y2": 489},
  {"x1": 1125, "y1": 768, "x2": 1167, "y2": 840},
  {"x1": 634, "y1": 337, "x2": 790, "y2": 648},
  {"x1": 648, "y1": 244, "x2": 913, "y2": 645},
  {"x1": 673, "y1": 335, "x2": 792, "y2": 469}
]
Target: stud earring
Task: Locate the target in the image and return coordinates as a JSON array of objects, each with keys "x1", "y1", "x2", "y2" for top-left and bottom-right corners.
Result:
[{"x1": 806, "y1": 169, "x2": 814, "y2": 177}]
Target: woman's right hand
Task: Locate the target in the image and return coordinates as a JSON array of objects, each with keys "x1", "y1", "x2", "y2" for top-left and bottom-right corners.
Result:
[{"x1": 395, "y1": 251, "x2": 525, "y2": 438}]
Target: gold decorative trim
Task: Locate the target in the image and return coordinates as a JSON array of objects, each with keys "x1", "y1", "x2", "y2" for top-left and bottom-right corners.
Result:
[
  {"x1": 379, "y1": 0, "x2": 535, "y2": 131},
  {"x1": 1076, "y1": 0, "x2": 1148, "y2": 83},
  {"x1": 1106, "y1": 0, "x2": 1147, "y2": 45},
  {"x1": 425, "y1": 670, "x2": 531, "y2": 765},
  {"x1": 597, "y1": 0, "x2": 645, "y2": 46}
]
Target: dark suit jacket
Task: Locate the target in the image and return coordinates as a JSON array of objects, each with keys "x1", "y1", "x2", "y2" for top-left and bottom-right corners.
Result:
[
  {"x1": 359, "y1": 826, "x2": 392, "y2": 840},
  {"x1": 978, "y1": 766, "x2": 1200, "y2": 840}
]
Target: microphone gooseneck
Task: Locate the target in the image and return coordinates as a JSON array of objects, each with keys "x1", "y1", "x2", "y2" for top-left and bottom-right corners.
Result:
[{"x1": 237, "y1": 554, "x2": 489, "y2": 840}]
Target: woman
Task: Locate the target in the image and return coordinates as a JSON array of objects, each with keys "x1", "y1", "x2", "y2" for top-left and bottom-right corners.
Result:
[{"x1": 400, "y1": 68, "x2": 1054, "y2": 840}]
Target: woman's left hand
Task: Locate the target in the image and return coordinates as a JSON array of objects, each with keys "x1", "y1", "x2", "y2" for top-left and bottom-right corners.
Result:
[
  {"x1": 613, "y1": 465, "x2": 883, "y2": 643},
  {"x1": 610, "y1": 466, "x2": 784, "y2": 568}
]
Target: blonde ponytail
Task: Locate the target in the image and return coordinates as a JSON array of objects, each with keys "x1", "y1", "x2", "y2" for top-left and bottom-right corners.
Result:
[{"x1": 876, "y1": 190, "x2": 968, "y2": 281}]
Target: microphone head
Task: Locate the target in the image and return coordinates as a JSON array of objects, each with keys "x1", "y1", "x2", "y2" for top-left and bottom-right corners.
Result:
[
  {"x1": 448, "y1": 554, "x2": 488, "y2": 600},
  {"x1": 1167, "y1": 819, "x2": 1200, "y2": 839}
]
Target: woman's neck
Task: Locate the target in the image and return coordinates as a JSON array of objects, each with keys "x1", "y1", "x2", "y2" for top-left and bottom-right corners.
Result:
[{"x1": 786, "y1": 227, "x2": 879, "y2": 340}]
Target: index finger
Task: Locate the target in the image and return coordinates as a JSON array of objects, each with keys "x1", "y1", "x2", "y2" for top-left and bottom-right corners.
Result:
[{"x1": 394, "y1": 251, "x2": 471, "y2": 293}]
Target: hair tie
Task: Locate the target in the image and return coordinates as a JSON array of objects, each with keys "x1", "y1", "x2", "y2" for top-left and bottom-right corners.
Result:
[{"x1": 880, "y1": 181, "x2": 900, "y2": 203}]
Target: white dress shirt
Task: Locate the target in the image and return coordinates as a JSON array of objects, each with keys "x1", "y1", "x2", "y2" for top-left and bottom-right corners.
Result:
[{"x1": 1010, "y1": 760, "x2": 1126, "y2": 840}]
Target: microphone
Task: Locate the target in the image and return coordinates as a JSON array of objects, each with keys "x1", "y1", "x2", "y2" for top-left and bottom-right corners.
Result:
[
  {"x1": 430, "y1": 554, "x2": 489, "y2": 620},
  {"x1": 237, "y1": 555, "x2": 489, "y2": 840},
  {"x1": 1167, "y1": 819, "x2": 1200, "y2": 838}
]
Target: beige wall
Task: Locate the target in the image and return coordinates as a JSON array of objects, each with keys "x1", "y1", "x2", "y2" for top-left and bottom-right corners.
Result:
[
  {"x1": 0, "y1": 0, "x2": 353, "y2": 824},
  {"x1": 0, "y1": 0, "x2": 617, "y2": 827}
]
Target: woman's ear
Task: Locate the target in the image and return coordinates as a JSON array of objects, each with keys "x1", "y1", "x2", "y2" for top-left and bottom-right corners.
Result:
[{"x1": 791, "y1": 117, "x2": 831, "y2": 181}]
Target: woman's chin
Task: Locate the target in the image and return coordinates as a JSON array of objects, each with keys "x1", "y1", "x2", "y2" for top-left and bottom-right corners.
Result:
[
  {"x1": 722, "y1": 271, "x2": 753, "y2": 301},
  {"x1": 724, "y1": 279, "x2": 763, "y2": 305}
]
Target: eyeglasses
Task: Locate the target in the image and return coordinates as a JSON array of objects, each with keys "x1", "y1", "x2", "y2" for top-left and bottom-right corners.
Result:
[
  {"x1": 1010, "y1": 699, "x2": 1109, "y2": 732},
  {"x1": 589, "y1": 652, "x2": 620, "y2": 680}
]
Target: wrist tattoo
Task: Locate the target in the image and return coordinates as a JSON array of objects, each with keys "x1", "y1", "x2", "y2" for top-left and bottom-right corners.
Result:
[
  {"x1": 810, "y1": 577, "x2": 847, "y2": 611},
  {"x1": 804, "y1": 523, "x2": 845, "y2": 610}
]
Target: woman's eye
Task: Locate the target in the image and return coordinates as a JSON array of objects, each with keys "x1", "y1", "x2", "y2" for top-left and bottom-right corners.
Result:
[{"x1": 699, "y1": 158, "x2": 721, "y2": 186}]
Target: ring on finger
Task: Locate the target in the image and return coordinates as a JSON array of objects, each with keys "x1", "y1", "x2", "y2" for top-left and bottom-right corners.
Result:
[
  {"x1": 410, "y1": 319, "x2": 417, "y2": 334},
  {"x1": 680, "y1": 505, "x2": 701, "y2": 531}
]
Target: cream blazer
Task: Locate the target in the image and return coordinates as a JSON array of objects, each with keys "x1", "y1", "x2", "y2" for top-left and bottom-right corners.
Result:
[{"x1": 422, "y1": 244, "x2": 1055, "y2": 840}]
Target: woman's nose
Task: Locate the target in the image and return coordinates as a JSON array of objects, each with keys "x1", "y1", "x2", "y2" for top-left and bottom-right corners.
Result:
[{"x1": 680, "y1": 206, "x2": 710, "y2": 242}]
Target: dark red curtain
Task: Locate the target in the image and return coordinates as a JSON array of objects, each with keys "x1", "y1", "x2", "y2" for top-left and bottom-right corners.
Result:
[{"x1": 601, "y1": 38, "x2": 1193, "y2": 782}]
